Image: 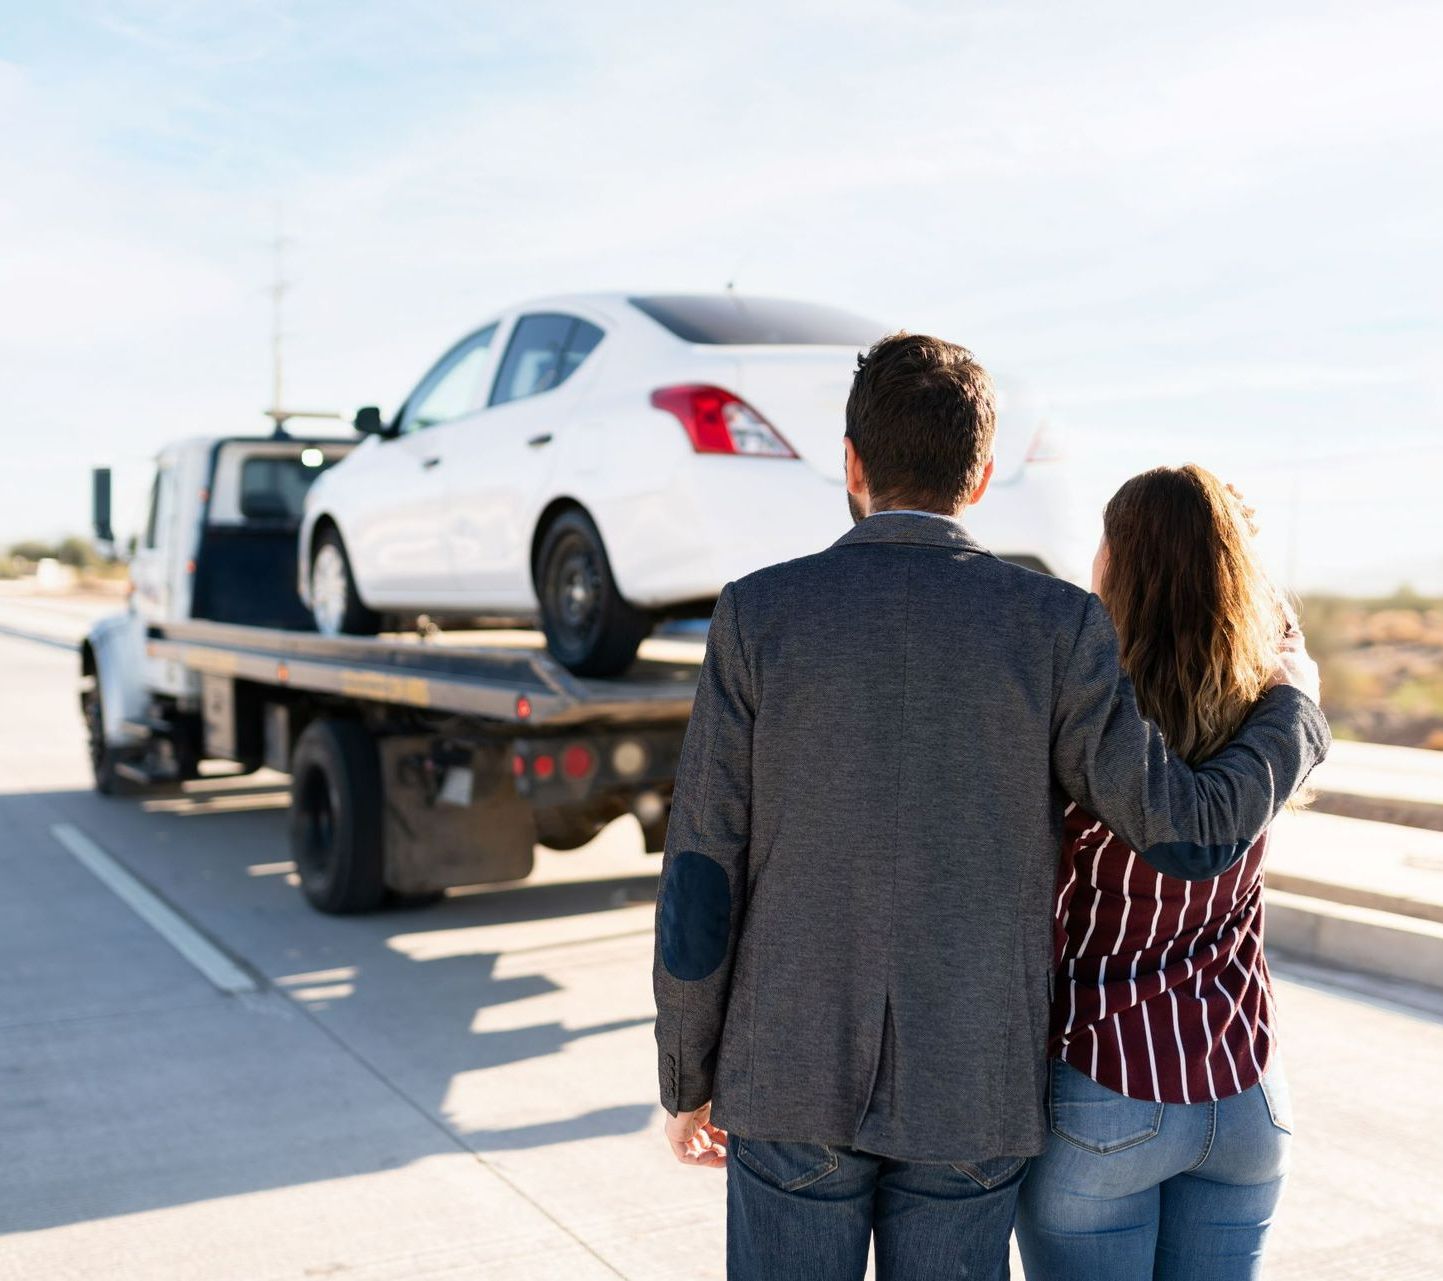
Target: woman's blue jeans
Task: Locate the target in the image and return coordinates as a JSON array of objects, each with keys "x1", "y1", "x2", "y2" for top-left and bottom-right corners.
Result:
[{"x1": 1015, "y1": 1060, "x2": 1293, "y2": 1281}]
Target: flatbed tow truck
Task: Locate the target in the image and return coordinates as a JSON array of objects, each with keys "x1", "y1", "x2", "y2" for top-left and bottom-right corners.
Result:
[{"x1": 82, "y1": 432, "x2": 697, "y2": 914}]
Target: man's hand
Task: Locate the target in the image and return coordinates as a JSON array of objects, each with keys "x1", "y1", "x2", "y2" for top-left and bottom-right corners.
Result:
[
  {"x1": 664, "y1": 1102, "x2": 728, "y2": 1169},
  {"x1": 1270, "y1": 607, "x2": 1321, "y2": 705}
]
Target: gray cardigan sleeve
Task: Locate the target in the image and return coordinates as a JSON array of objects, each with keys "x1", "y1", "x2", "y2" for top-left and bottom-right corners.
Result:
[
  {"x1": 1051, "y1": 594, "x2": 1331, "y2": 880},
  {"x1": 653, "y1": 583, "x2": 754, "y2": 1114}
]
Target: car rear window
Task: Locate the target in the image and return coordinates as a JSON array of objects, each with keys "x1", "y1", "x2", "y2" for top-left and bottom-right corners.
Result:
[{"x1": 629, "y1": 295, "x2": 885, "y2": 346}]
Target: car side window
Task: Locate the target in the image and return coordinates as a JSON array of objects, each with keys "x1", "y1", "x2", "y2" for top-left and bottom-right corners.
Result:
[
  {"x1": 489, "y1": 314, "x2": 604, "y2": 407},
  {"x1": 399, "y1": 325, "x2": 498, "y2": 434}
]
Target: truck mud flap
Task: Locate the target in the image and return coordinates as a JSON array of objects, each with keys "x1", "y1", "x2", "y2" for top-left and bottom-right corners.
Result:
[{"x1": 380, "y1": 737, "x2": 537, "y2": 894}]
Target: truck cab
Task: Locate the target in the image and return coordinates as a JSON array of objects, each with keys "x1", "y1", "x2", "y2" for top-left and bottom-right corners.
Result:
[{"x1": 83, "y1": 434, "x2": 353, "y2": 788}]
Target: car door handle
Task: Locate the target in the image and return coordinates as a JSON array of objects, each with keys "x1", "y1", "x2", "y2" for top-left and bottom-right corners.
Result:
[
  {"x1": 527, "y1": 433, "x2": 554, "y2": 448},
  {"x1": 422, "y1": 456, "x2": 442, "y2": 469}
]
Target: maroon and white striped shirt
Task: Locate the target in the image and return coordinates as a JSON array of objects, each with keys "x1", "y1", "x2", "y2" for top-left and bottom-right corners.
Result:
[{"x1": 1050, "y1": 803, "x2": 1276, "y2": 1104}]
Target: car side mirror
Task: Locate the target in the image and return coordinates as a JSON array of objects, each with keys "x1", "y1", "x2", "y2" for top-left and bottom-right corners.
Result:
[
  {"x1": 92, "y1": 467, "x2": 114, "y2": 544},
  {"x1": 354, "y1": 405, "x2": 386, "y2": 436}
]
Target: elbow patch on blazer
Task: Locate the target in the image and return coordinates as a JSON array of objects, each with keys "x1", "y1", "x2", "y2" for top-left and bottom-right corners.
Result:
[
  {"x1": 1143, "y1": 839, "x2": 1253, "y2": 881},
  {"x1": 660, "y1": 851, "x2": 732, "y2": 981}
]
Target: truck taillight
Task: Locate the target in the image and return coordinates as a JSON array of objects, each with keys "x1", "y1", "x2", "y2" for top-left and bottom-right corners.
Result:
[
  {"x1": 650, "y1": 385, "x2": 796, "y2": 458},
  {"x1": 561, "y1": 744, "x2": 595, "y2": 780}
]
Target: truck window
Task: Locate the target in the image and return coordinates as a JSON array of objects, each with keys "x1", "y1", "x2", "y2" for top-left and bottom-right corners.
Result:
[
  {"x1": 240, "y1": 456, "x2": 338, "y2": 520},
  {"x1": 143, "y1": 472, "x2": 163, "y2": 548}
]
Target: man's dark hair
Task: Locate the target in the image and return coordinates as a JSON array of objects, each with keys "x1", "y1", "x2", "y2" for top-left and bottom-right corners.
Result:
[{"x1": 844, "y1": 332, "x2": 997, "y2": 514}]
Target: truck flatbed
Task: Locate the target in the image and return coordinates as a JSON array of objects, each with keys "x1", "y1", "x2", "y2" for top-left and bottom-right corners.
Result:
[{"x1": 146, "y1": 620, "x2": 703, "y2": 729}]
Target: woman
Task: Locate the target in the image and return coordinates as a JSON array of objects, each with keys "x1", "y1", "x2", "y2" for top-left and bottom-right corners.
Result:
[{"x1": 1016, "y1": 465, "x2": 1298, "y2": 1281}]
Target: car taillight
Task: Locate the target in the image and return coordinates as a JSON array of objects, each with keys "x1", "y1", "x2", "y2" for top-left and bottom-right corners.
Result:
[{"x1": 650, "y1": 385, "x2": 797, "y2": 458}]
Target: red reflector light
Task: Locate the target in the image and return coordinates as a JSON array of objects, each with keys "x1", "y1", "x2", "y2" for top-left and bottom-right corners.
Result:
[
  {"x1": 533, "y1": 754, "x2": 555, "y2": 780},
  {"x1": 516, "y1": 695, "x2": 532, "y2": 720},
  {"x1": 561, "y1": 744, "x2": 595, "y2": 779},
  {"x1": 511, "y1": 754, "x2": 526, "y2": 777},
  {"x1": 650, "y1": 385, "x2": 796, "y2": 458}
]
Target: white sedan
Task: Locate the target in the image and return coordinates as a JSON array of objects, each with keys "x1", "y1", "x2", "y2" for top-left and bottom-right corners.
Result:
[{"x1": 300, "y1": 293, "x2": 1088, "y2": 675}]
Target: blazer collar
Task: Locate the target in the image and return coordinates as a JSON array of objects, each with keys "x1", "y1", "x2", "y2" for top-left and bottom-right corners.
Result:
[{"x1": 832, "y1": 510, "x2": 994, "y2": 558}]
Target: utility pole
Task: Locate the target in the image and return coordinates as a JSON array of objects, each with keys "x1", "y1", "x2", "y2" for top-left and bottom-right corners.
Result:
[
  {"x1": 262, "y1": 209, "x2": 346, "y2": 436},
  {"x1": 270, "y1": 206, "x2": 290, "y2": 417}
]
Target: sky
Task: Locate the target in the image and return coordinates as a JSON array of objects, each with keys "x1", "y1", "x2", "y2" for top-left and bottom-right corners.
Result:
[{"x1": 0, "y1": 0, "x2": 1439, "y2": 592}]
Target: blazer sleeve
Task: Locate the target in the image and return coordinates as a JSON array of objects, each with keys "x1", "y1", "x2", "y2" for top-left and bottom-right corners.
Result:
[
  {"x1": 1051, "y1": 594, "x2": 1331, "y2": 880},
  {"x1": 653, "y1": 582, "x2": 755, "y2": 1114}
]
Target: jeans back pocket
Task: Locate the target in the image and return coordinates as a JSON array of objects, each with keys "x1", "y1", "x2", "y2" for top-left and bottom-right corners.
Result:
[
  {"x1": 733, "y1": 1138, "x2": 839, "y2": 1192},
  {"x1": 1048, "y1": 1060, "x2": 1163, "y2": 1155}
]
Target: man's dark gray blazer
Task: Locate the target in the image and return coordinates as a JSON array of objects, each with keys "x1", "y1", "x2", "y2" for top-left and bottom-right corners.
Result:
[{"x1": 652, "y1": 512, "x2": 1330, "y2": 1163}]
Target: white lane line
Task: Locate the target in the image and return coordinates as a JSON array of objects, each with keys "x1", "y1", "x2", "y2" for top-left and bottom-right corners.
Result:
[{"x1": 49, "y1": 823, "x2": 257, "y2": 995}]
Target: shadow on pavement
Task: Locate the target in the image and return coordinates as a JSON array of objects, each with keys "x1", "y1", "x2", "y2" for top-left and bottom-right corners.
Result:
[{"x1": 0, "y1": 769, "x2": 665, "y2": 1233}]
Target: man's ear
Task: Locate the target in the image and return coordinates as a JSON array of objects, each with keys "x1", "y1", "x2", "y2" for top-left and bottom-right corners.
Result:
[
  {"x1": 844, "y1": 437, "x2": 867, "y2": 497},
  {"x1": 968, "y1": 457, "x2": 996, "y2": 506}
]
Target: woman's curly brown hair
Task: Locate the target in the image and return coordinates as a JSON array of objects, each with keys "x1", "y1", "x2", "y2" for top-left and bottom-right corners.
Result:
[{"x1": 1100, "y1": 464, "x2": 1284, "y2": 766}]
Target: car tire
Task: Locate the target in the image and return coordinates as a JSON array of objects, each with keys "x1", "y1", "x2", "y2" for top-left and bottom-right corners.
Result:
[
  {"x1": 310, "y1": 527, "x2": 381, "y2": 637},
  {"x1": 536, "y1": 509, "x2": 651, "y2": 677},
  {"x1": 289, "y1": 719, "x2": 386, "y2": 915}
]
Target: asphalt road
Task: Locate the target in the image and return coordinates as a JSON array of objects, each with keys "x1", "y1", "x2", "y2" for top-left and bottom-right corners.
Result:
[{"x1": 1, "y1": 629, "x2": 1439, "y2": 1279}]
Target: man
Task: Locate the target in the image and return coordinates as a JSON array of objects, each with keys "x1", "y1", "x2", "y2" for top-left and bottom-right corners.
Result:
[{"x1": 652, "y1": 333, "x2": 1328, "y2": 1280}]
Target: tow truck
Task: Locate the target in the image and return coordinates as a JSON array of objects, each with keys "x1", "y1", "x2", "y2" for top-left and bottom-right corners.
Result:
[{"x1": 81, "y1": 430, "x2": 695, "y2": 914}]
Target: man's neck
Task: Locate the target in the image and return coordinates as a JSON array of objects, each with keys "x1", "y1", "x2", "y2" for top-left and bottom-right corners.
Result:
[{"x1": 866, "y1": 506, "x2": 967, "y2": 522}]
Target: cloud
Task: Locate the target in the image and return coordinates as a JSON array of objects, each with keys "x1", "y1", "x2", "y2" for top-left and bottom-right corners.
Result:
[{"x1": 0, "y1": 2, "x2": 1439, "y2": 589}]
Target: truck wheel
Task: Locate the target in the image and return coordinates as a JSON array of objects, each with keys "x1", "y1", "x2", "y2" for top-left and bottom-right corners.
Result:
[
  {"x1": 536, "y1": 509, "x2": 651, "y2": 677},
  {"x1": 289, "y1": 719, "x2": 386, "y2": 914},
  {"x1": 311, "y1": 528, "x2": 381, "y2": 637},
  {"x1": 81, "y1": 681, "x2": 130, "y2": 797}
]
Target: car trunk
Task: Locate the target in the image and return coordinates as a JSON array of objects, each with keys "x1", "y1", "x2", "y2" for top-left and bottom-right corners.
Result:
[
  {"x1": 728, "y1": 348, "x2": 1047, "y2": 486},
  {"x1": 727, "y1": 346, "x2": 857, "y2": 483}
]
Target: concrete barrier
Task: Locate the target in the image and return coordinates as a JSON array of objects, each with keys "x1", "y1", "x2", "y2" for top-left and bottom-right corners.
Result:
[{"x1": 1266, "y1": 888, "x2": 1443, "y2": 993}]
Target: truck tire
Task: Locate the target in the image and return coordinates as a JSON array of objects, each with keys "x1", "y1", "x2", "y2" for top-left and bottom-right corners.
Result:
[
  {"x1": 81, "y1": 680, "x2": 131, "y2": 797},
  {"x1": 289, "y1": 719, "x2": 386, "y2": 914},
  {"x1": 536, "y1": 509, "x2": 651, "y2": 678},
  {"x1": 311, "y1": 527, "x2": 381, "y2": 637}
]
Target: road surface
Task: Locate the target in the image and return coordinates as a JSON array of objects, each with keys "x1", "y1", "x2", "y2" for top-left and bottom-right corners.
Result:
[{"x1": 0, "y1": 628, "x2": 1438, "y2": 1279}]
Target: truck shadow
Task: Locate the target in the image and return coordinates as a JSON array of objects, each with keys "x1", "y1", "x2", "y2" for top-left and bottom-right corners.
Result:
[{"x1": 0, "y1": 779, "x2": 669, "y2": 1234}]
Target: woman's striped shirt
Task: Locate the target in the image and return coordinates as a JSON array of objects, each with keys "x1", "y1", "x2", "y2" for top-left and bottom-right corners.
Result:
[{"x1": 1049, "y1": 803, "x2": 1276, "y2": 1104}]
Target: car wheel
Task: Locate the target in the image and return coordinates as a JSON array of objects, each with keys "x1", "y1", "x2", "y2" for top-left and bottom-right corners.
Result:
[
  {"x1": 311, "y1": 527, "x2": 380, "y2": 637},
  {"x1": 536, "y1": 509, "x2": 651, "y2": 677}
]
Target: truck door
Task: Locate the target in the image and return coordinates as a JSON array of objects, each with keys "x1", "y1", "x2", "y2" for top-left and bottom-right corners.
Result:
[{"x1": 130, "y1": 459, "x2": 177, "y2": 624}]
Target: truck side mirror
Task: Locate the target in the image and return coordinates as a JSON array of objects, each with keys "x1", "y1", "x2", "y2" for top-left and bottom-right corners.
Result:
[
  {"x1": 92, "y1": 467, "x2": 114, "y2": 544},
  {"x1": 354, "y1": 406, "x2": 386, "y2": 436}
]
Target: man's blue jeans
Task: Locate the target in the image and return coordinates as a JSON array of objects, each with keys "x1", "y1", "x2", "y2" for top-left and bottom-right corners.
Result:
[
  {"x1": 1015, "y1": 1061, "x2": 1293, "y2": 1281},
  {"x1": 726, "y1": 1136, "x2": 1025, "y2": 1280}
]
